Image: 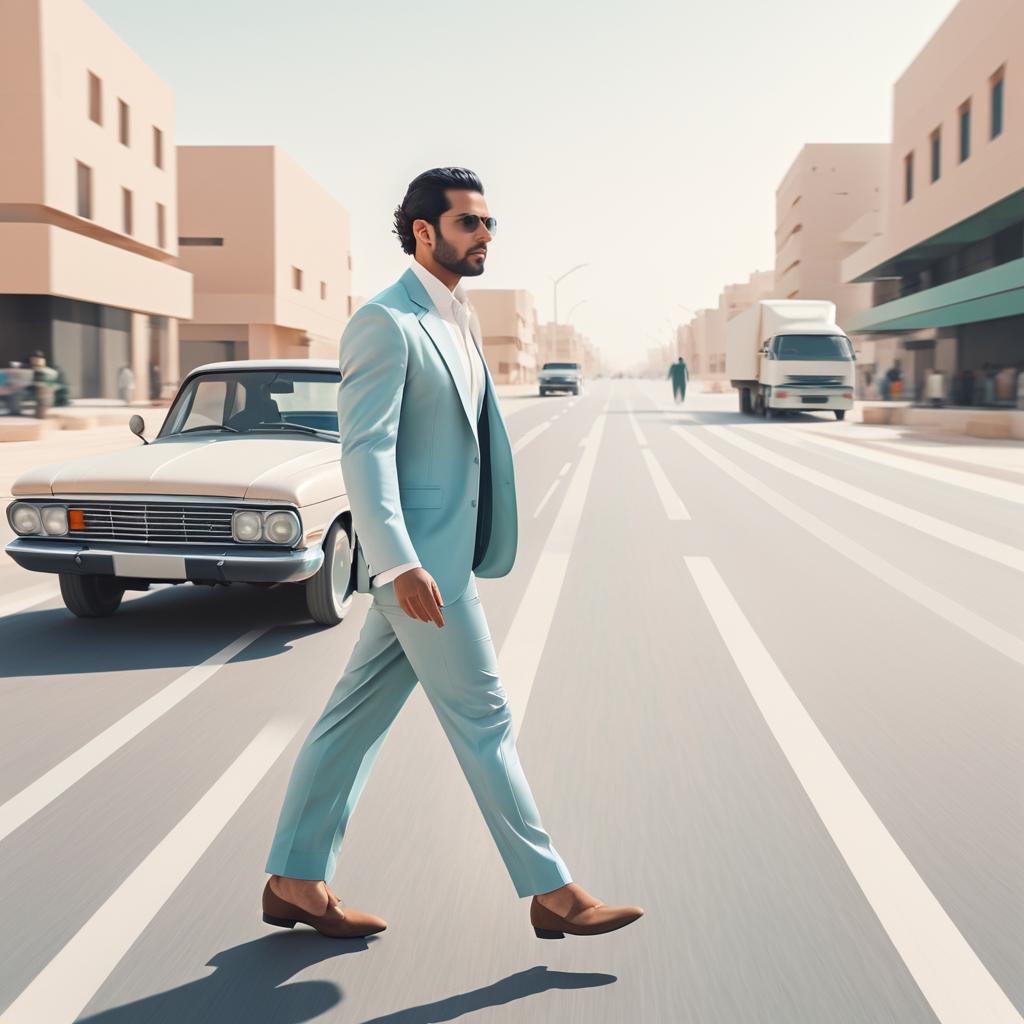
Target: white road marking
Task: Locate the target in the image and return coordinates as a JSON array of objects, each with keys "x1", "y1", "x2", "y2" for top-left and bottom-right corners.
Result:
[
  {"x1": 626, "y1": 400, "x2": 690, "y2": 519},
  {"x1": 0, "y1": 581, "x2": 60, "y2": 617},
  {"x1": 512, "y1": 420, "x2": 551, "y2": 455},
  {"x1": 707, "y1": 426, "x2": 1024, "y2": 572},
  {"x1": 0, "y1": 717, "x2": 302, "y2": 1024},
  {"x1": 500, "y1": 411, "x2": 607, "y2": 729},
  {"x1": 754, "y1": 425, "x2": 1024, "y2": 506},
  {"x1": 533, "y1": 478, "x2": 562, "y2": 519},
  {"x1": 673, "y1": 426, "x2": 1024, "y2": 669},
  {"x1": 0, "y1": 629, "x2": 267, "y2": 843},
  {"x1": 558, "y1": 461, "x2": 571, "y2": 477},
  {"x1": 686, "y1": 556, "x2": 1023, "y2": 1024}
]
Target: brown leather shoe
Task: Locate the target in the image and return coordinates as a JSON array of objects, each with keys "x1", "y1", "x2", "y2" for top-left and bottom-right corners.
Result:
[
  {"x1": 262, "y1": 876, "x2": 387, "y2": 938},
  {"x1": 530, "y1": 886, "x2": 644, "y2": 938}
]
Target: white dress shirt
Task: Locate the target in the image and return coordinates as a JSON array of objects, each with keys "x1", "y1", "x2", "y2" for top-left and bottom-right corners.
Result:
[{"x1": 371, "y1": 260, "x2": 486, "y2": 588}]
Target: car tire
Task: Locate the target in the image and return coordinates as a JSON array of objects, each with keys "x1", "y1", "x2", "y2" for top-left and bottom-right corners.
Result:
[
  {"x1": 305, "y1": 517, "x2": 355, "y2": 626},
  {"x1": 59, "y1": 573, "x2": 125, "y2": 617},
  {"x1": 834, "y1": 409, "x2": 846, "y2": 421}
]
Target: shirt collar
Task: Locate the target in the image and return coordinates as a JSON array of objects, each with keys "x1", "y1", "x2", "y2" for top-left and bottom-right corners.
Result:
[{"x1": 409, "y1": 259, "x2": 469, "y2": 320}]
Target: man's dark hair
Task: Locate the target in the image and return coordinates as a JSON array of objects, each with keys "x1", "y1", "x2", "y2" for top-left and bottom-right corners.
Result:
[{"x1": 392, "y1": 167, "x2": 484, "y2": 255}]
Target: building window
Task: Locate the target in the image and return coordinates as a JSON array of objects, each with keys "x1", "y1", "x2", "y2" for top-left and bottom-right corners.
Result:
[
  {"x1": 122, "y1": 187, "x2": 133, "y2": 236},
  {"x1": 76, "y1": 161, "x2": 92, "y2": 219},
  {"x1": 990, "y1": 67, "x2": 1005, "y2": 139},
  {"x1": 930, "y1": 127, "x2": 941, "y2": 182},
  {"x1": 292, "y1": 266, "x2": 303, "y2": 290},
  {"x1": 903, "y1": 151, "x2": 914, "y2": 203},
  {"x1": 959, "y1": 100, "x2": 971, "y2": 162},
  {"x1": 156, "y1": 203, "x2": 166, "y2": 249},
  {"x1": 118, "y1": 99, "x2": 130, "y2": 146},
  {"x1": 320, "y1": 281, "x2": 327, "y2": 300},
  {"x1": 178, "y1": 236, "x2": 224, "y2": 246},
  {"x1": 153, "y1": 126, "x2": 164, "y2": 168},
  {"x1": 88, "y1": 71, "x2": 102, "y2": 124}
]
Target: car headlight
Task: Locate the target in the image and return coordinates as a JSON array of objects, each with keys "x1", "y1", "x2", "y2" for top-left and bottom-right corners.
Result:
[
  {"x1": 41, "y1": 505, "x2": 68, "y2": 536},
  {"x1": 232, "y1": 510, "x2": 264, "y2": 543},
  {"x1": 264, "y1": 510, "x2": 301, "y2": 545},
  {"x1": 10, "y1": 502, "x2": 42, "y2": 535}
]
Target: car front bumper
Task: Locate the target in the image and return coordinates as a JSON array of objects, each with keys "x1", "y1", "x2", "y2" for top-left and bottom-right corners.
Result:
[{"x1": 5, "y1": 538, "x2": 324, "y2": 584}]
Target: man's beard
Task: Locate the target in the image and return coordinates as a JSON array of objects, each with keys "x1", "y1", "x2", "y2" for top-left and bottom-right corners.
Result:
[{"x1": 434, "y1": 233, "x2": 485, "y2": 277}]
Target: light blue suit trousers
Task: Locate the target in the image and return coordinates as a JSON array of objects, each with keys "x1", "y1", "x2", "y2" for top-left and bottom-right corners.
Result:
[{"x1": 264, "y1": 268, "x2": 573, "y2": 898}]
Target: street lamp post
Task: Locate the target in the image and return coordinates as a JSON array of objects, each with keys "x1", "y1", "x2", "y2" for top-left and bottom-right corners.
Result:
[{"x1": 553, "y1": 263, "x2": 589, "y2": 339}]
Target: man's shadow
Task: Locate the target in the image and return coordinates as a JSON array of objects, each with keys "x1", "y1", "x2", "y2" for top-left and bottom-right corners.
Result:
[{"x1": 75, "y1": 935, "x2": 615, "y2": 1024}]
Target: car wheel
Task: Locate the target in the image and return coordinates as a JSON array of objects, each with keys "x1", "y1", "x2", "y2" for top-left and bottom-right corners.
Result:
[
  {"x1": 305, "y1": 517, "x2": 355, "y2": 626},
  {"x1": 834, "y1": 409, "x2": 846, "y2": 421},
  {"x1": 59, "y1": 573, "x2": 125, "y2": 617}
]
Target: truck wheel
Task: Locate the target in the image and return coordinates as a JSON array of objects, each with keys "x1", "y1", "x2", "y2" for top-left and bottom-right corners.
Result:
[
  {"x1": 59, "y1": 573, "x2": 125, "y2": 617},
  {"x1": 739, "y1": 388, "x2": 753, "y2": 414},
  {"x1": 305, "y1": 517, "x2": 355, "y2": 626},
  {"x1": 834, "y1": 409, "x2": 846, "y2": 421}
]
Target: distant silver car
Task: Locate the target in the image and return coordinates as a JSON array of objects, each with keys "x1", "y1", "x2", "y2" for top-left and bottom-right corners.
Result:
[
  {"x1": 5, "y1": 359, "x2": 357, "y2": 626},
  {"x1": 538, "y1": 361, "x2": 583, "y2": 396}
]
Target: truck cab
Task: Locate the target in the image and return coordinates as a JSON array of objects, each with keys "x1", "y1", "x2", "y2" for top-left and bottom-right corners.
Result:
[{"x1": 727, "y1": 300, "x2": 856, "y2": 421}]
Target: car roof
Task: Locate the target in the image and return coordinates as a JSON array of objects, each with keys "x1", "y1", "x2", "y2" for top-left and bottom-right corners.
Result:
[{"x1": 184, "y1": 358, "x2": 339, "y2": 375}]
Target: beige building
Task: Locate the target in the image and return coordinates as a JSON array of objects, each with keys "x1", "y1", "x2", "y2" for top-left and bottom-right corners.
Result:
[
  {"x1": 0, "y1": 0, "x2": 192, "y2": 402},
  {"x1": 537, "y1": 321, "x2": 587, "y2": 367},
  {"x1": 176, "y1": 146, "x2": 352, "y2": 374},
  {"x1": 678, "y1": 270, "x2": 775, "y2": 379},
  {"x1": 842, "y1": 0, "x2": 1023, "y2": 403},
  {"x1": 775, "y1": 144, "x2": 888, "y2": 330},
  {"x1": 465, "y1": 288, "x2": 538, "y2": 383}
]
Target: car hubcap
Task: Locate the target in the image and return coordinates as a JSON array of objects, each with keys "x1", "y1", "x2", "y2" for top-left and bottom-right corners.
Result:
[{"x1": 330, "y1": 527, "x2": 353, "y2": 610}]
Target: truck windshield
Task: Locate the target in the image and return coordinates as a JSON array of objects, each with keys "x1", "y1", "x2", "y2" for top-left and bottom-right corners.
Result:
[{"x1": 772, "y1": 335, "x2": 853, "y2": 361}]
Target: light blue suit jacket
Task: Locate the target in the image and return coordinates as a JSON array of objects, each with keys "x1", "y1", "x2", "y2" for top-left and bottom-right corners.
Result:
[{"x1": 338, "y1": 267, "x2": 518, "y2": 606}]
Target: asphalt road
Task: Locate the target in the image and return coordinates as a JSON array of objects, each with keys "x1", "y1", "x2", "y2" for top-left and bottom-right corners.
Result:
[{"x1": 0, "y1": 379, "x2": 1021, "y2": 1024}]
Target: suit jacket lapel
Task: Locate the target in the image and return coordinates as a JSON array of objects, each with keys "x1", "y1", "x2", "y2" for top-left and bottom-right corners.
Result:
[{"x1": 400, "y1": 268, "x2": 476, "y2": 436}]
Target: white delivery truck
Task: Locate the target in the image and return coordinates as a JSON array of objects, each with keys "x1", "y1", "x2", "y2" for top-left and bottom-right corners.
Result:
[{"x1": 726, "y1": 299, "x2": 857, "y2": 420}]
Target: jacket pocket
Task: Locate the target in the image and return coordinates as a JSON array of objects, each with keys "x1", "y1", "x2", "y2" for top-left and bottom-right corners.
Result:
[{"x1": 399, "y1": 485, "x2": 442, "y2": 509}]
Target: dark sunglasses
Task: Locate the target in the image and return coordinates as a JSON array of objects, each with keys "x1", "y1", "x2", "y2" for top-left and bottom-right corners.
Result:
[{"x1": 443, "y1": 213, "x2": 498, "y2": 235}]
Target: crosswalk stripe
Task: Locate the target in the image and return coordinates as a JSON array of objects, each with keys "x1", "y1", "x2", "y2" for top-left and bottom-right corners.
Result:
[
  {"x1": 0, "y1": 629, "x2": 267, "y2": 843},
  {"x1": 706, "y1": 425, "x2": 1024, "y2": 572},
  {"x1": 0, "y1": 717, "x2": 303, "y2": 1024},
  {"x1": 673, "y1": 426, "x2": 1024, "y2": 669},
  {"x1": 686, "y1": 556, "x2": 1023, "y2": 1024}
]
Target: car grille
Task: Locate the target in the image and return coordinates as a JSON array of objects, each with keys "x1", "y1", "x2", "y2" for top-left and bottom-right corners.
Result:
[
  {"x1": 64, "y1": 501, "x2": 259, "y2": 545},
  {"x1": 784, "y1": 374, "x2": 845, "y2": 386}
]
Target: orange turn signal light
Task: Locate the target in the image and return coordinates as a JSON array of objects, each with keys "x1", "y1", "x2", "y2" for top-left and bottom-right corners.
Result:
[{"x1": 69, "y1": 509, "x2": 86, "y2": 530}]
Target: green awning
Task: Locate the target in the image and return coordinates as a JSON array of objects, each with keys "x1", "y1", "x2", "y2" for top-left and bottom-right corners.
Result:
[{"x1": 847, "y1": 257, "x2": 1024, "y2": 333}]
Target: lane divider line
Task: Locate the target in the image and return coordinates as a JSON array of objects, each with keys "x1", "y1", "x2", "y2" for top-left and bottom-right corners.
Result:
[
  {"x1": 0, "y1": 716, "x2": 303, "y2": 1024},
  {"x1": 706, "y1": 425, "x2": 1024, "y2": 573},
  {"x1": 672, "y1": 426, "x2": 1024, "y2": 669},
  {"x1": 0, "y1": 629, "x2": 268, "y2": 843},
  {"x1": 685, "y1": 556, "x2": 1023, "y2": 1024},
  {"x1": 626, "y1": 399, "x2": 690, "y2": 520}
]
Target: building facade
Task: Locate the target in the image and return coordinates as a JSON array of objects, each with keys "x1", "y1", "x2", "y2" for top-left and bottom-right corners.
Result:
[
  {"x1": 775, "y1": 144, "x2": 888, "y2": 329},
  {"x1": 842, "y1": 0, "x2": 1023, "y2": 404},
  {"x1": 465, "y1": 288, "x2": 538, "y2": 384},
  {"x1": 0, "y1": 0, "x2": 192, "y2": 402},
  {"x1": 176, "y1": 146, "x2": 352, "y2": 375}
]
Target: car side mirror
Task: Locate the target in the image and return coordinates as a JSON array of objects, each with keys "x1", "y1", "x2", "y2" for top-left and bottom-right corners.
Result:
[{"x1": 129, "y1": 413, "x2": 149, "y2": 445}]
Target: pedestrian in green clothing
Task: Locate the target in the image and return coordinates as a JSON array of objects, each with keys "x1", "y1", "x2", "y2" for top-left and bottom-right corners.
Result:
[{"x1": 667, "y1": 356, "x2": 688, "y2": 403}]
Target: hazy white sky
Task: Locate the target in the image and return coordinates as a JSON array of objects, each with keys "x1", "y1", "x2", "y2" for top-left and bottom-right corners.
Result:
[{"x1": 89, "y1": 0, "x2": 959, "y2": 369}]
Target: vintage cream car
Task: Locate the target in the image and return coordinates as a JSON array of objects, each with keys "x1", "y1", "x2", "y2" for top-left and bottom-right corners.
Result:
[{"x1": 5, "y1": 359, "x2": 358, "y2": 626}]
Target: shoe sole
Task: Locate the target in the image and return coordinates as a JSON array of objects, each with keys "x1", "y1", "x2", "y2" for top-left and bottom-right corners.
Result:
[{"x1": 262, "y1": 912, "x2": 297, "y2": 929}]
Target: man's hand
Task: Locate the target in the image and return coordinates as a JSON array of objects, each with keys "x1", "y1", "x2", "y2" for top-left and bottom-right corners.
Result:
[{"x1": 394, "y1": 567, "x2": 445, "y2": 627}]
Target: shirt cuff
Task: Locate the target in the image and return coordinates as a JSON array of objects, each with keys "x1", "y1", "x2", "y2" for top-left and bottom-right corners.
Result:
[{"x1": 371, "y1": 560, "x2": 421, "y2": 587}]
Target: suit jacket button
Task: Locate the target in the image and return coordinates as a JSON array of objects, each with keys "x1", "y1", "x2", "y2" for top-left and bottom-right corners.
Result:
[
  {"x1": 473, "y1": 456, "x2": 479, "y2": 464},
  {"x1": 470, "y1": 499, "x2": 477, "y2": 507}
]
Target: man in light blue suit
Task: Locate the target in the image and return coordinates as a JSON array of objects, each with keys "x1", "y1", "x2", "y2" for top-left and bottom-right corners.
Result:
[{"x1": 262, "y1": 168, "x2": 643, "y2": 941}]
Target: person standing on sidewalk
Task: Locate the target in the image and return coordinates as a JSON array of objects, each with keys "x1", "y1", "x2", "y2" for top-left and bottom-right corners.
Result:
[
  {"x1": 667, "y1": 356, "x2": 688, "y2": 403},
  {"x1": 261, "y1": 167, "x2": 644, "y2": 941}
]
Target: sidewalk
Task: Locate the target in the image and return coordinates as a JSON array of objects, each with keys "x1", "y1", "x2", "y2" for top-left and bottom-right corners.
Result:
[{"x1": 0, "y1": 401, "x2": 165, "y2": 442}]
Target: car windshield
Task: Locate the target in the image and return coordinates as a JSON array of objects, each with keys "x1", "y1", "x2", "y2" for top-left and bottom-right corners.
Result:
[
  {"x1": 159, "y1": 369, "x2": 341, "y2": 439},
  {"x1": 771, "y1": 335, "x2": 854, "y2": 361},
  {"x1": 542, "y1": 362, "x2": 580, "y2": 370}
]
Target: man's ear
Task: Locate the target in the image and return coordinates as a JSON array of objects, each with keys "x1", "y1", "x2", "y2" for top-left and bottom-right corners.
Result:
[{"x1": 413, "y1": 218, "x2": 434, "y2": 249}]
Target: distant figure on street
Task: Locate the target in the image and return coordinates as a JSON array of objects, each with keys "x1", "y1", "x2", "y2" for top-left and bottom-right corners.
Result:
[
  {"x1": 117, "y1": 364, "x2": 135, "y2": 404},
  {"x1": 925, "y1": 368, "x2": 946, "y2": 408},
  {"x1": 30, "y1": 351, "x2": 56, "y2": 419},
  {"x1": 150, "y1": 362, "x2": 161, "y2": 403},
  {"x1": 667, "y1": 356, "x2": 688, "y2": 403}
]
